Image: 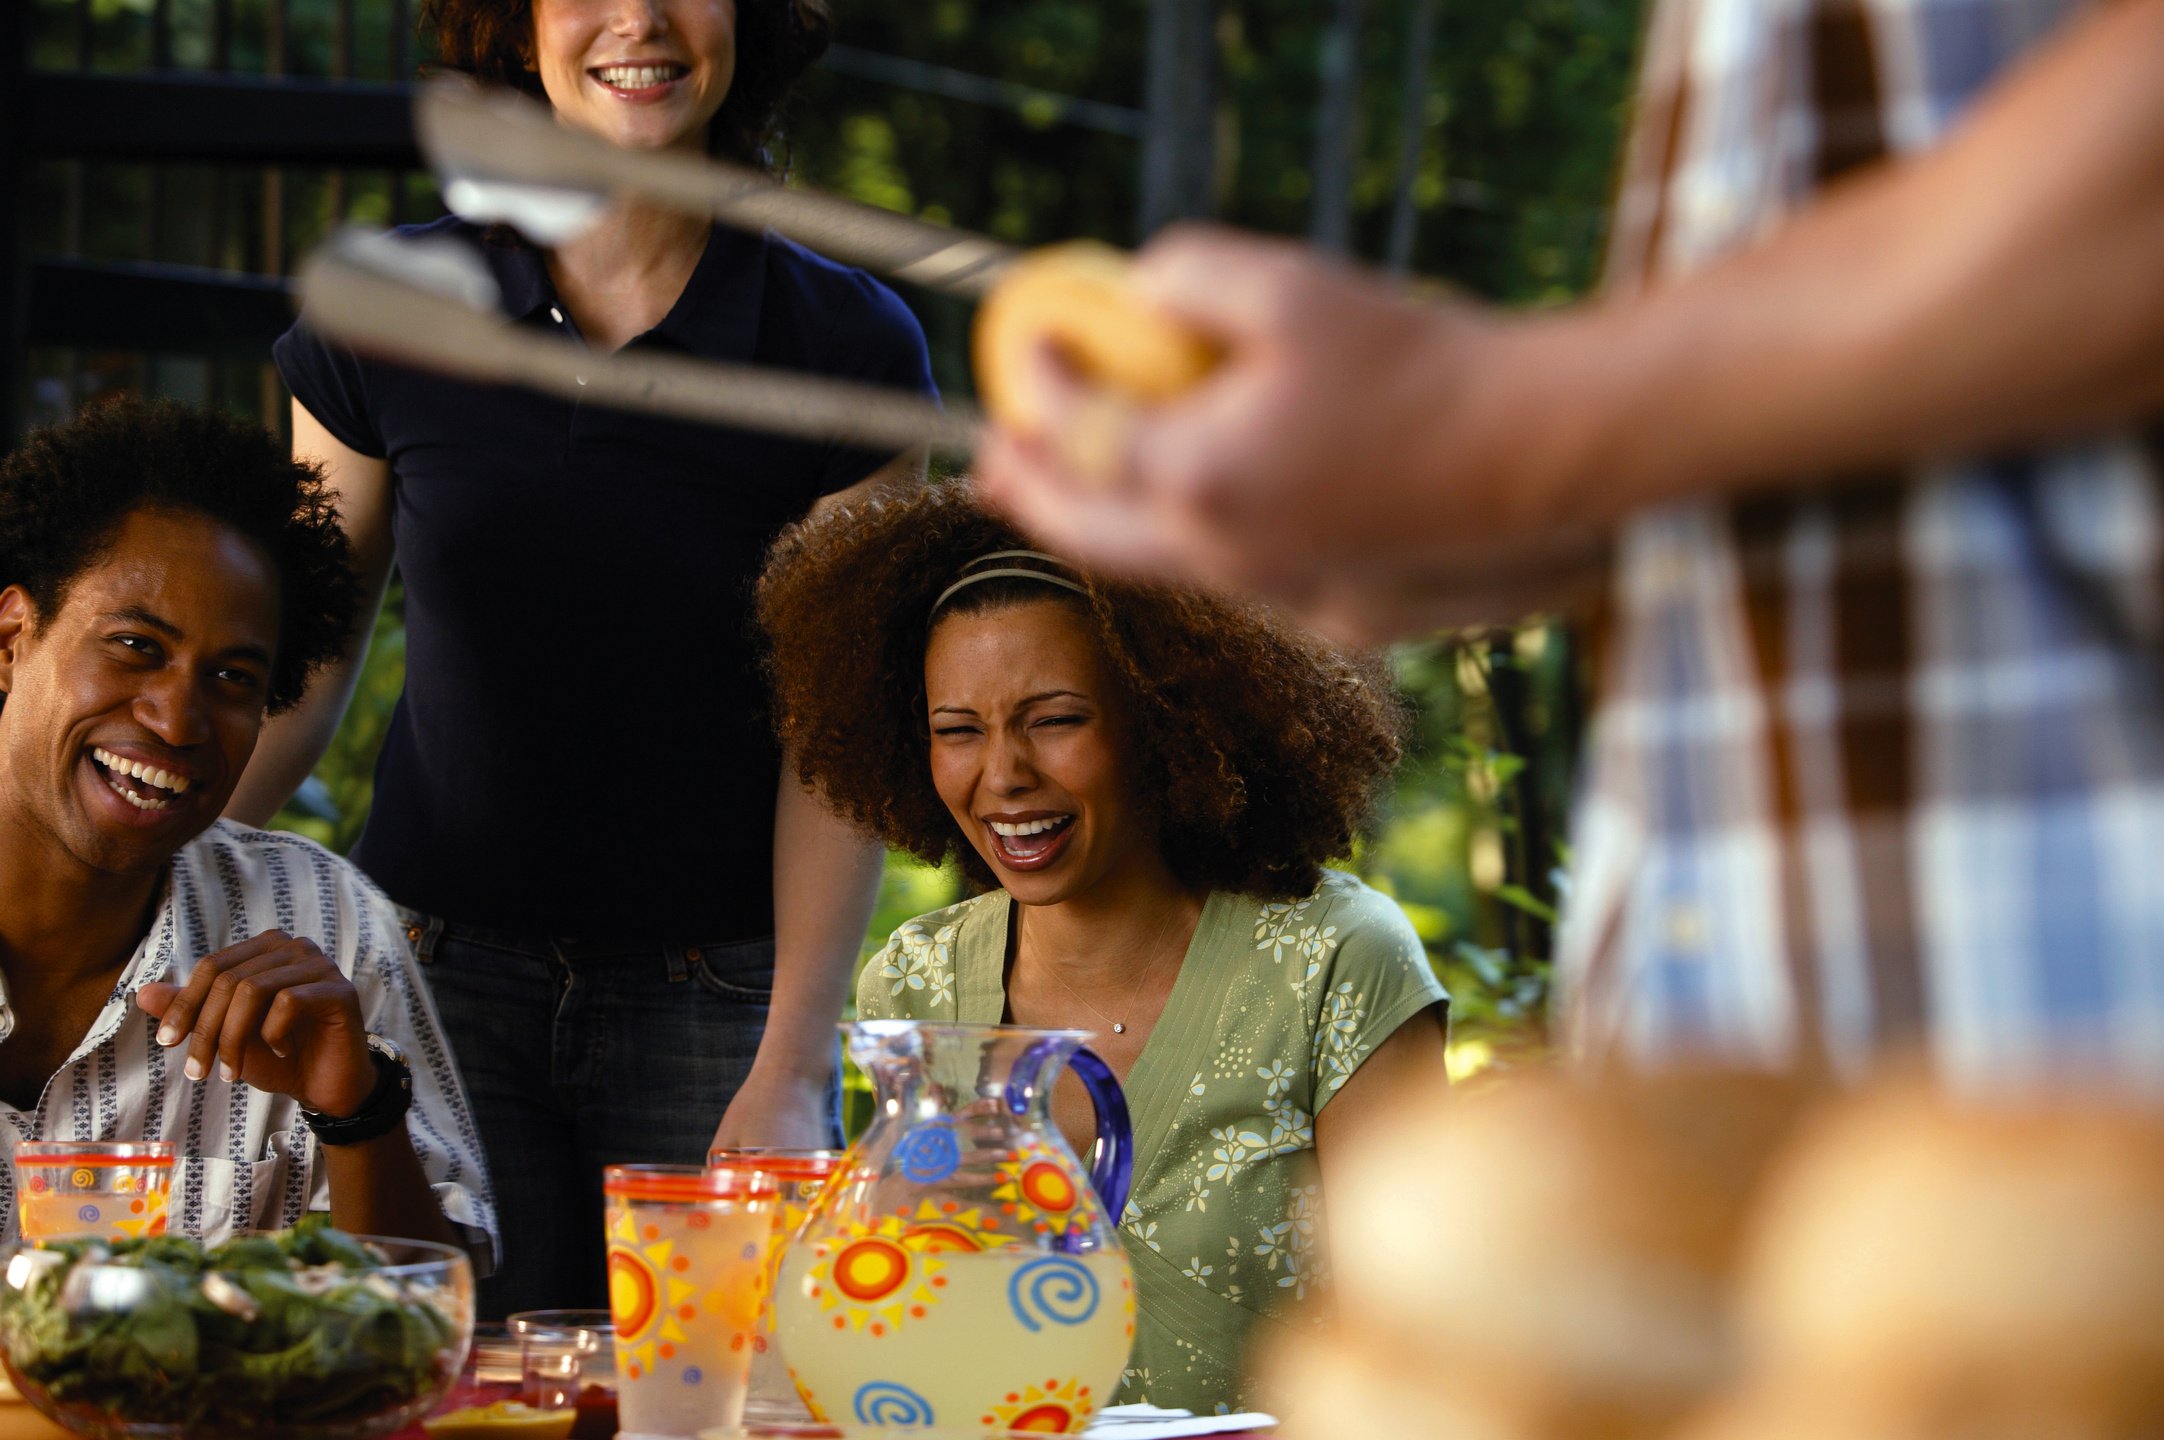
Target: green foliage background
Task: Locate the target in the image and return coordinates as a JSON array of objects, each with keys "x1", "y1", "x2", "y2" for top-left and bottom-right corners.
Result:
[{"x1": 25, "y1": 0, "x2": 1648, "y2": 1072}]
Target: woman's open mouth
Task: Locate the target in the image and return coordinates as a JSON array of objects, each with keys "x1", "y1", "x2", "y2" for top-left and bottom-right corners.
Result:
[
  {"x1": 986, "y1": 815, "x2": 1075, "y2": 872},
  {"x1": 590, "y1": 62, "x2": 690, "y2": 99},
  {"x1": 90, "y1": 746, "x2": 192, "y2": 814}
]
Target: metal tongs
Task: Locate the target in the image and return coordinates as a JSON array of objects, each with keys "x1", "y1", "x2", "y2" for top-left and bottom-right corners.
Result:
[
  {"x1": 296, "y1": 80, "x2": 1033, "y2": 454},
  {"x1": 300, "y1": 228, "x2": 981, "y2": 454}
]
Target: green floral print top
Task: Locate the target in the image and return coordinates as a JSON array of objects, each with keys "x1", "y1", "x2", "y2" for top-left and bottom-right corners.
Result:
[{"x1": 857, "y1": 870, "x2": 1448, "y2": 1414}]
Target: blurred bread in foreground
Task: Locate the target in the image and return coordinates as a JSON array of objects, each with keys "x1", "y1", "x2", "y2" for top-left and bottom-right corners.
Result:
[
  {"x1": 1681, "y1": 1081, "x2": 2164, "y2": 1440},
  {"x1": 972, "y1": 240, "x2": 1221, "y2": 437},
  {"x1": 1265, "y1": 1065, "x2": 1814, "y2": 1440}
]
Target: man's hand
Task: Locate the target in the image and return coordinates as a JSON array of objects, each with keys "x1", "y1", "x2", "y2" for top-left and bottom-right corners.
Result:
[
  {"x1": 137, "y1": 932, "x2": 375, "y2": 1118},
  {"x1": 980, "y1": 0, "x2": 2164, "y2": 645},
  {"x1": 973, "y1": 226, "x2": 1598, "y2": 642},
  {"x1": 709, "y1": 1063, "x2": 838, "y2": 1153}
]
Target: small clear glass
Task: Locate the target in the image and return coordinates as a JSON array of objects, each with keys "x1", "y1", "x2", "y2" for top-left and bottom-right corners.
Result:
[{"x1": 509, "y1": 1308, "x2": 617, "y2": 1440}]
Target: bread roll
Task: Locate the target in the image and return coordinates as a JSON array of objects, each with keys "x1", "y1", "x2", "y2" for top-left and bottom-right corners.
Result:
[
  {"x1": 1721, "y1": 1081, "x2": 2164, "y2": 1437},
  {"x1": 1268, "y1": 1065, "x2": 1812, "y2": 1440},
  {"x1": 971, "y1": 241, "x2": 1220, "y2": 436}
]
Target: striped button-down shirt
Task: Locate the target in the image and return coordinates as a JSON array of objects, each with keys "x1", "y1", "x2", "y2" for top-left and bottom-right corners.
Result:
[
  {"x1": 1557, "y1": 0, "x2": 2164, "y2": 1088},
  {"x1": 0, "y1": 822, "x2": 497, "y2": 1251}
]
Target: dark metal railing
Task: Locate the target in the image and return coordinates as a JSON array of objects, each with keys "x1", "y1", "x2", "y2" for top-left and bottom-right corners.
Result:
[
  {"x1": 1, "y1": 0, "x2": 1159, "y2": 443},
  {"x1": 4, "y1": 0, "x2": 427, "y2": 439}
]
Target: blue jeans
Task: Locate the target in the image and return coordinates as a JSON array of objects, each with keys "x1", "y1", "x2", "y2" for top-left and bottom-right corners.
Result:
[{"x1": 404, "y1": 912, "x2": 836, "y2": 1319}]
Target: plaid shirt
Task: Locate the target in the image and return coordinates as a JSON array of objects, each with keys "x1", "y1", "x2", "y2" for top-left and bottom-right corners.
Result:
[{"x1": 1557, "y1": 0, "x2": 2164, "y2": 1088}]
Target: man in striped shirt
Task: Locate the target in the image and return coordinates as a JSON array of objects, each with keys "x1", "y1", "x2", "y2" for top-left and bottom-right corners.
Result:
[
  {"x1": 0, "y1": 400, "x2": 494, "y2": 1253},
  {"x1": 979, "y1": 1, "x2": 2164, "y2": 1086}
]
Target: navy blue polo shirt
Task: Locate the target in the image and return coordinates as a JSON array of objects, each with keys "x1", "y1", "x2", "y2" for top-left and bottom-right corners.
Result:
[{"x1": 274, "y1": 217, "x2": 935, "y2": 940}]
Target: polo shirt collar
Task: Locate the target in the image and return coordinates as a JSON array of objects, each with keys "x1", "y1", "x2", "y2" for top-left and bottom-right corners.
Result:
[{"x1": 481, "y1": 221, "x2": 770, "y2": 361}]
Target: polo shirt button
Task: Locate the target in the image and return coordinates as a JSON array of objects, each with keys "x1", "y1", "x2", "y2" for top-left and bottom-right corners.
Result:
[
  {"x1": 549, "y1": 306, "x2": 564, "y2": 323},
  {"x1": 575, "y1": 375, "x2": 588, "y2": 386}
]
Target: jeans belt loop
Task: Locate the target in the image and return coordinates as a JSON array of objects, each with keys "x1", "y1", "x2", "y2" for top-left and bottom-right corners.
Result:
[{"x1": 665, "y1": 944, "x2": 691, "y2": 983}]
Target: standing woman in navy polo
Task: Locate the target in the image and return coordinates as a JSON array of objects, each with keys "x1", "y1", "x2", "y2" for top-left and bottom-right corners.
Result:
[{"x1": 238, "y1": 0, "x2": 934, "y2": 1316}]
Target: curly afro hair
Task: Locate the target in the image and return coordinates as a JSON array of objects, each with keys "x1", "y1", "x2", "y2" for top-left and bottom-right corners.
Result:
[
  {"x1": 759, "y1": 482, "x2": 1407, "y2": 900},
  {"x1": 422, "y1": 0, "x2": 834, "y2": 170},
  {"x1": 0, "y1": 398, "x2": 359, "y2": 715}
]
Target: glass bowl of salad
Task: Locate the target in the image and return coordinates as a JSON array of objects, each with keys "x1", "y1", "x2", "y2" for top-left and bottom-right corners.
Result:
[{"x1": 0, "y1": 1216, "x2": 472, "y2": 1439}]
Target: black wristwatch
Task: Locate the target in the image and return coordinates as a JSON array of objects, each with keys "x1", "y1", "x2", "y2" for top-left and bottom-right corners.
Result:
[{"x1": 301, "y1": 1034, "x2": 414, "y2": 1146}]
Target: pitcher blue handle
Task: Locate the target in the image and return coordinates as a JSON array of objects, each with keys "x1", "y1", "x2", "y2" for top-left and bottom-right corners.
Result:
[
  {"x1": 1005, "y1": 1041, "x2": 1133, "y2": 1226},
  {"x1": 1066, "y1": 1046, "x2": 1134, "y2": 1221}
]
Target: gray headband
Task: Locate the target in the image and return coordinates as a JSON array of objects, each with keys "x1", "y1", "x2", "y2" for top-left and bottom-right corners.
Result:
[{"x1": 930, "y1": 549, "x2": 1089, "y2": 615}]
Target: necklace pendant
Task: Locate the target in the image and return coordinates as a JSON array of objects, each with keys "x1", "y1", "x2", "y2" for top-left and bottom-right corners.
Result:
[{"x1": 1112, "y1": 1022, "x2": 1126, "y2": 1034}]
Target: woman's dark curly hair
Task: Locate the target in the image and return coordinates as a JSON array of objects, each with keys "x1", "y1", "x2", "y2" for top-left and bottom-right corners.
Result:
[
  {"x1": 759, "y1": 482, "x2": 1408, "y2": 900},
  {"x1": 0, "y1": 399, "x2": 359, "y2": 716},
  {"x1": 422, "y1": 0, "x2": 834, "y2": 169}
]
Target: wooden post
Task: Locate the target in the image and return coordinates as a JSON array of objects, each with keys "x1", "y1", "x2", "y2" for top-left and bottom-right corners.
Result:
[
  {"x1": 1308, "y1": 0, "x2": 1365, "y2": 252},
  {"x1": 1139, "y1": 0, "x2": 1217, "y2": 238},
  {"x1": 1386, "y1": 0, "x2": 1440, "y2": 274}
]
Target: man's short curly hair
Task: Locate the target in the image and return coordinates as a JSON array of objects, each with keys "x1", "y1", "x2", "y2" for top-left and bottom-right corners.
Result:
[
  {"x1": 759, "y1": 483, "x2": 1407, "y2": 900},
  {"x1": 0, "y1": 399, "x2": 359, "y2": 715},
  {"x1": 422, "y1": 0, "x2": 834, "y2": 169}
]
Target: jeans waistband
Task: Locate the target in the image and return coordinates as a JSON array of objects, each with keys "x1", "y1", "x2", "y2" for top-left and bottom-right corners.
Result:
[{"x1": 394, "y1": 907, "x2": 773, "y2": 969}]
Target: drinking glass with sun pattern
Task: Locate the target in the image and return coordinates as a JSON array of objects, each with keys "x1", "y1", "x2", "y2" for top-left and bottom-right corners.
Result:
[
  {"x1": 704, "y1": 1148, "x2": 849, "y2": 1424},
  {"x1": 12, "y1": 1142, "x2": 172, "y2": 1242},
  {"x1": 601, "y1": 1165, "x2": 777, "y2": 1438}
]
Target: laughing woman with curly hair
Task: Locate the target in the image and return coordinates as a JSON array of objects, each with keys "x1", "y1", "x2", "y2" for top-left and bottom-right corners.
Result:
[{"x1": 759, "y1": 484, "x2": 1449, "y2": 1411}]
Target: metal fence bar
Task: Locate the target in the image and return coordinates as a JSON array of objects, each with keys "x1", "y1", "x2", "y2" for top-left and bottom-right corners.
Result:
[
  {"x1": 1309, "y1": 0, "x2": 1365, "y2": 251},
  {"x1": 392, "y1": 0, "x2": 411, "y2": 81},
  {"x1": 26, "y1": 73, "x2": 417, "y2": 164},
  {"x1": 329, "y1": 0, "x2": 356, "y2": 222},
  {"x1": 1141, "y1": 0, "x2": 1217, "y2": 235},
  {"x1": 820, "y1": 43, "x2": 1147, "y2": 139},
  {"x1": 30, "y1": 73, "x2": 417, "y2": 164},
  {"x1": 1386, "y1": 0, "x2": 1440, "y2": 274},
  {"x1": 25, "y1": 258, "x2": 293, "y2": 357},
  {"x1": 1, "y1": 4, "x2": 25, "y2": 437},
  {"x1": 261, "y1": 0, "x2": 289, "y2": 422}
]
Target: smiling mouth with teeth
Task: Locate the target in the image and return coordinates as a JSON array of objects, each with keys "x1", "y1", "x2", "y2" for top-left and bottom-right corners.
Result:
[
  {"x1": 592, "y1": 62, "x2": 690, "y2": 91},
  {"x1": 90, "y1": 746, "x2": 193, "y2": 813},
  {"x1": 987, "y1": 815, "x2": 1074, "y2": 861}
]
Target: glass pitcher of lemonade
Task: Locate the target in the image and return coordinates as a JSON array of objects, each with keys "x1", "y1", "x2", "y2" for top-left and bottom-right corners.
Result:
[{"x1": 774, "y1": 1022, "x2": 1135, "y2": 1434}]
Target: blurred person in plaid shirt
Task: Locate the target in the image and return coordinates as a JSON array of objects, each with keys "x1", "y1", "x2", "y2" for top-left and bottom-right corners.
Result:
[{"x1": 977, "y1": 0, "x2": 2164, "y2": 1088}]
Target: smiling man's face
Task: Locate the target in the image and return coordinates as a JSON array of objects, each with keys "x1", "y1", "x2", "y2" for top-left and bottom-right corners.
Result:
[{"x1": 0, "y1": 506, "x2": 280, "y2": 880}]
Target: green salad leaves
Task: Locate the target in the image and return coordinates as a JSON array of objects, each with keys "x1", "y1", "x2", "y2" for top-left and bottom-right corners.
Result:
[{"x1": 0, "y1": 1215, "x2": 465, "y2": 1432}]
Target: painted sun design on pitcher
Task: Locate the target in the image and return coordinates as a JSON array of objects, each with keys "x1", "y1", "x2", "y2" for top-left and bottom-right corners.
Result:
[
  {"x1": 991, "y1": 1143, "x2": 1095, "y2": 1236},
  {"x1": 797, "y1": 1216, "x2": 947, "y2": 1337},
  {"x1": 984, "y1": 1376, "x2": 1099, "y2": 1433},
  {"x1": 606, "y1": 1205, "x2": 757, "y2": 1379},
  {"x1": 894, "y1": 1196, "x2": 1018, "y2": 1254}
]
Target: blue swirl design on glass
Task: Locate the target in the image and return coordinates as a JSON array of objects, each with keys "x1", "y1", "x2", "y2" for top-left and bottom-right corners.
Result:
[
  {"x1": 1008, "y1": 1256, "x2": 1101, "y2": 1333},
  {"x1": 892, "y1": 1119, "x2": 961, "y2": 1183},
  {"x1": 76, "y1": 1204, "x2": 100, "y2": 1224},
  {"x1": 854, "y1": 1381, "x2": 935, "y2": 1427}
]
